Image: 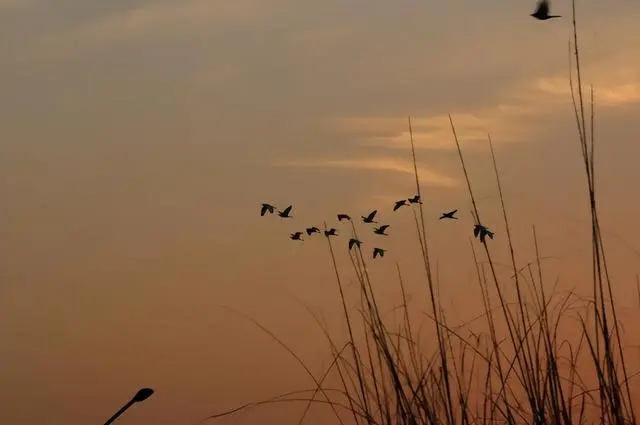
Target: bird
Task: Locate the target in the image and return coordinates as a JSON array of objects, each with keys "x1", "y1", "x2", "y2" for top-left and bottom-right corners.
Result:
[
  {"x1": 337, "y1": 214, "x2": 351, "y2": 221},
  {"x1": 393, "y1": 199, "x2": 408, "y2": 211},
  {"x1": 481, "y1": 229, "x2": 495, "y2": 243},
  {"x1": 373, "y1": 247, "x2": 386, "y2": 259},
  {"x1": 306, "y1": 226, "x2": 320, "y2": 236},
  {"x1": 473, "y1": 224, "x2": 495, "y2": 243},
  {"x1": 531, "y1": 0, "x2": 561, "y2": 20},
  {"x1": 408, "y1": 195, "x2": 422, "y2": 204},
  {"x1": 260, "y1": 203, "x2": 276, "y2": 216},
  {"x1": 373, "y1": 225, "x2": 390, "y2": 236},
  {"x1": 324, "y1": 228, "x2": 338, "y2": 237},
  {"x1": 290, "y1": 232, "x2": 303, "y2": 240},
  {"x1": 277, "y1": 205, "x2": 293, "y2": 218},
  {"x1": 348, "y1": 238, "x2": 362, "y2": 250},
  {"x1": 439, "y1": 209, "x2": 458, "y2": 220},
  {"x1": 362, "y1": 210, "x2": 378, "y2": 224}
]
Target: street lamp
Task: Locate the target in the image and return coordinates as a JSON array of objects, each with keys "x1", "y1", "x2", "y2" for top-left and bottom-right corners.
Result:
[{"x1": 103, "y1": 388, "x2": 155, "y2": 425}]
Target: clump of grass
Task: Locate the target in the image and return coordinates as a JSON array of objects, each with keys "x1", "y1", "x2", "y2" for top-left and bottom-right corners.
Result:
[{"x1": 203, "y1": 1, "x2": 637, "y2": 424}]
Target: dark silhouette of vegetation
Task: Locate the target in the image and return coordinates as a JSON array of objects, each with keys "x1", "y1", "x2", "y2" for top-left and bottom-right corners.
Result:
[{"x1": 206, "y1": 2, "x2": 637, "y2": 425}]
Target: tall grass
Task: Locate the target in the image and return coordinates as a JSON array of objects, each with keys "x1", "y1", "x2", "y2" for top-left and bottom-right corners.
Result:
[{"x1": 205, "y1": 1, "x2": 637, "y2": 424}]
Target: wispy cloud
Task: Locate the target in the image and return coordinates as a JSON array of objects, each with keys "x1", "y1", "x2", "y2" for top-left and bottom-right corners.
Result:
[
  {"x1": 32, "y1": 0, "x2": 290, "y2": 59},
  {"x1": 273, "y1": 157, "x2": 458, "y2": 188},
  {"x1": 0, "y1": 0, "x2": 30, "y2": 8},
  {"x1": 330, "y1": 49, "x2": 640, "y2": 152}
]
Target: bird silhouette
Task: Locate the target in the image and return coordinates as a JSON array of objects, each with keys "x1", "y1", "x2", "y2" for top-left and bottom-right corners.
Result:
[
  {"x1": 531, "y1": 0, "x2": 560, "y2": 20},
  {"x1": 278, "y1": 205, "x2": 293, "y2": 218},
  {"x1": 261, "y1": 203, "x2": 276, "y2": 216},
  {"x1": 324, "y1": 228, "x2": 338, "y2": 237},
  {"x1": 348, "y1": 238, "x2": 362, "y2": 250},
  {"x1": 473, "y1": 224, "x2": 495, "y2": 243},
  {"x1": 337, "y1": 214, "x2": 351, "y2": 221},
  {"x1": 306, "y1": 226, "x2": 320, "y2": 236},
  {"x1": 408, "y1": 195, "x2": 422, "y2": 204},
  {"x1": 373, "y1": 247, "x2": 386, "y2": 259},
  {"x1": 373, "y1": 224, "x2": 390, "y2": 236},
  {"x1": 362, "y1": 210, "x2": 378, "y2": 223},
  {"x1": 290, "y1": 232, "x2": 303, "y2": 240},
  {"x1": 439, "y1": 209, "x2": 458, "y2": 220},
  {"x1": 393, "y1": 199, "x2": 408, "y2": 211}
]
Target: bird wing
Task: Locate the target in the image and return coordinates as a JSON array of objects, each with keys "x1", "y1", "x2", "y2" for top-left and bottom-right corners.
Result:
[
  {"x1": 380, "y1": 225, "x2": 390, "y2": 231},
  {"x1": 536, "y1": 0, "x2": 548, "y2": 15},
  {"x1": 473, "y1": 226, "x2": 481, "y2": 237},
  {"x1": 367, "y1": 210, "x2": 377, "y2": 220},
  {"x1": 261, "y1": 205, "x2": 268, "y2": 216},
  {"x1": 451, "y1": 209, "x2": 458, "y2": 215},
  {"x1": 349, "y1": 239, "x2": 355, "y2": 249},
  {"x1": 282, "y1": 205, "x2": 292, "y2": 215}
]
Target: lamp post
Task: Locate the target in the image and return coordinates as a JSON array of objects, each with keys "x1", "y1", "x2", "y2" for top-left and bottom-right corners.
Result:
[{"x1": 103, "y1": 388, "x2": 154, "y2": 425}]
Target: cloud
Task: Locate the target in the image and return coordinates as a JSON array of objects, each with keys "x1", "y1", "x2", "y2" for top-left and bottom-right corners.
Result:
[
  {"x1": 0, "y1": 0, "x2": 28, "y2": 8},
  {"x1": 273, "y1": 157, "x2": 458, "y2": 188},
  {"x1": 32, "y1": 0, "x2": 290, "y2": 59},
  {"x1": 328, "y1": 46, "x2": 640, "y2": 153},
  {"x1": 286, "y1": 24, "x2": 355, "y2": 46}
]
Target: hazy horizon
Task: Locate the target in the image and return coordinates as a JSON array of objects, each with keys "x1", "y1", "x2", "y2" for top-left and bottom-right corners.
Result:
[{"x1": 2, "y1": 1, "x2": 640, "y2": 424}]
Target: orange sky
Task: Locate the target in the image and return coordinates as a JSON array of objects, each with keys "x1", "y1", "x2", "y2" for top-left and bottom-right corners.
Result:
[{"x1": 1, "y1": 1, "x2": 640, "y2": 424}]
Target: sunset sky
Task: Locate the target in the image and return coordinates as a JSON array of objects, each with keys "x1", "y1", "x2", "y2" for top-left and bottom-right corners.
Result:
[{"x1": 2, "y1": 1, "x2": 640, "y2": 424}]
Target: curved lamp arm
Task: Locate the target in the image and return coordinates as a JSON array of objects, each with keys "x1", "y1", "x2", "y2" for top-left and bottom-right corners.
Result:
[{"x1": 103, "y1": 388, "x2": 154, "y2": 425}]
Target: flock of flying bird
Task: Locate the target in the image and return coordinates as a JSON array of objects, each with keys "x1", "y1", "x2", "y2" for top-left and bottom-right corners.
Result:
[
  {"x1": 260, "y1": 195, "x2": 495, "y2": 260},
  {"x1": 258, "y1": 0, "x2": 559, "y2": 258}
]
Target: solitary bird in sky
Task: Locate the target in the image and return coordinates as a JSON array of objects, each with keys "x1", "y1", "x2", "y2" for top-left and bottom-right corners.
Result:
[
  {"x1": 260, "y1": 203, "x2": 276, "y2": 216},
  {"x1": 337, "y1": 213, "x2": 351, "y2": 221},
  {"x1": 278, "y1": 205, "x2": 293, "y2": 218},
  {"x1": 306, "y1": 226, "x2": 320, "y2": 236},
  {"x1": 531, "y1": 0, "x2": 561, "y2": 20},
  {"x1": 348, "y1": 238, "x2": 362, "y2": 250},
  {"x1": 473, "y1": 224, "x2": 495, "y2": 243},
  {"x1": 373, "y1": 247, "x2": 387, "y2": 259},
  {"x1": 290, "y1": 232, "x2": 303, "y2": 240},
  {"x1": 373, "y1": 225, "x2": 390, "y2": 236},
  {"x1": 393, "y1": 199, "x2": 408, "y2": 211},
  {"x1": 408, "y1": 195, "x2": 422, "y2": 204},
  {"x1": 362, "y1": 210, "x2": 378, "y2": 224},
  {"x1": 324, "y1": 228, "x2": 338, "y2": 237},
  {"x1": 439, "y1": 209, "x2": 458, "y2": 220}
]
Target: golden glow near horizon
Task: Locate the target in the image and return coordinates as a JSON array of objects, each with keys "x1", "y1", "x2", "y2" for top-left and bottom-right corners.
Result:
[{"x1": 1, "y1": 0, "x2": 640, "y2": 424}]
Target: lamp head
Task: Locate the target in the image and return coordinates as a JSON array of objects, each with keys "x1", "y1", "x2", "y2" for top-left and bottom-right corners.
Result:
[{"x1": 132, "y1": 388, "x2": 154, "y2": 403}]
